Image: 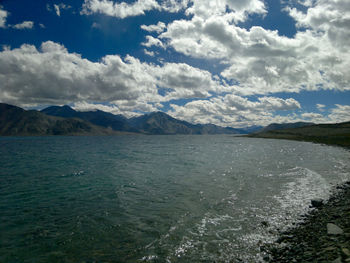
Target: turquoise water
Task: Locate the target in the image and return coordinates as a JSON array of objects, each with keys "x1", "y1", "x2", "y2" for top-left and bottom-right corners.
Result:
[{"x1": 1, "y1": 136, "x2": 349, "y2": 262}]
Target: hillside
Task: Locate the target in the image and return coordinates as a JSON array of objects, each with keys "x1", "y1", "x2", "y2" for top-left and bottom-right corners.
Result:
[
  {"x1": 0, "y1": 103, "x2": 121, "y2": 136},
  {"x1": 259, "y1": 122, "x2": 314, "y2": 132},
  {"x1": 41, "y1": 105, "x2": 135, "y2": 132},
  {"x1": 248, "y1": 121, "x2": 350, "y2": 147},
  {"x1": 42, "y1": 106, "x2": 243, "y2": 135},
  {"x1": 128, "y1": 112, "x2": 242, "y2": 134}
]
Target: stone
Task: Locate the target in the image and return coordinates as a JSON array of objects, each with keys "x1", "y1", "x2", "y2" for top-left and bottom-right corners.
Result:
[
  {"x1": 311, "y1": 199, "x2": 324, "y2": 208},
  {"x1": 332, "y1": 257, "x2": 342, "y2": 263},
  {"x1": 342, "y1": 248, "x2": 350, "y2": 257},
  {"x1": 324, "y1": 246, "x2": 337, "y2": 251},
  {"x1": 327, "y1": 223, "x2": 344, "y2": 235},
  {"x1": 261, "y1": 221, "x2": 270, "y2": 227}
]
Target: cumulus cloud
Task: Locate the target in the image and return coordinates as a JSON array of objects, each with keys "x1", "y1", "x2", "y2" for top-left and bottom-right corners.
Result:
[
  {"x1": 81, "y1": 0, "x2": 189, "y2": 18},
  {"x1": 301, "y1": 112, "x2": 324, "y2": 121},
  {"x1": 141, "y1": 21, "x2": 166, "y2": 33},
  {"x1": 185, "y1": 0, "x2": 266, "y2": 22},
  {"x1": 168, "y1": 94, "x2": 301, "y2": 127},
  {"x1": 328, "y1": 104, "x2": 350, "y2": 123},
  {"x1": 153, "y1": 0, "x2": 350, "y2": 96},
  {"x1": 316, "y1": 103, "x2": 326, "y2": 111},
  {"x1": 0, "y1": 6, "x2": 34, "y2": 29},
  {"x1": 143, "y1": 49, "x2": 155, "y2": 56},
  {"x1": 168, "y1": 96, "x2": 348, "y2": 127},
  {"x1": 142, "y1": 35, "x2": 164, "y2": 48},
  {"x1": 72, "y1": 101, "x2": 125, "y2": 115},
  {"x1": 12, "y1": 21, "x2": 34, "y2": 29},
  {"x1": 0, "y1": 6, "x2": 8, "y2": 28},
  {"x1": 1, "y1": 40, "x2": 348, "y2": 127},
  {"x1": 0, "y1": 41, "x2": 155, "y2": 106},
  {"x1": 81, "y1": 0, "x2": 161, "y2": 18},
  {"x1": 284, "y1": 0, "x2": 350, "y2": 52},
  {"x1": 300, "y1": 104, "x2": 350, "y2": 124},
  {"x1": 78, "y1": 0, "x2": 350, "y2": 98},
  {"x1": 0, "y1": 41, "x2": 226, "y2": 112}
]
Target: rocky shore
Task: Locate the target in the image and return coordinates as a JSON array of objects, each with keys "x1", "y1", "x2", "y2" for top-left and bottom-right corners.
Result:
[{"x1": 261, "y1": 181, "x2": 350, "y2": 262}]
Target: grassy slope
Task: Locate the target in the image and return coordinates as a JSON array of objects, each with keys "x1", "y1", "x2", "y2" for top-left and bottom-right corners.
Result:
[{"x1": 248, "y1": 121, "x2": 350, "y2": 147}]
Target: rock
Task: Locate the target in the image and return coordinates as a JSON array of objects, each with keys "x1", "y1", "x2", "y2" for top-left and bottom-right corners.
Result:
[
  {"x1": 327, "y1": 223, "x2": 344, "y2": 235},
  {"x1": 311, "y1": 199, "x2": 324, "y2": 208},
  {"x1": 342, "y1": 248, "x2": 350, "y2": 257},
  {"x1": 332, "y1": 257, "x2": 342, "y2": 263},
  {"x1": 263, "y1": 255, "x2": 270, "y2": 261},
  {"x1": 324, "y1": 246, "x2": 337, "y2": 251},
  {"x1": 261, "y1": 221, "x2": 270, "y2": 227}
]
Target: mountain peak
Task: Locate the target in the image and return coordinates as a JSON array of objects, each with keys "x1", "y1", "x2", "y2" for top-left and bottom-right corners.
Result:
[{"x1": 41, "y1": 105, "x2": 77, "y2": 119}]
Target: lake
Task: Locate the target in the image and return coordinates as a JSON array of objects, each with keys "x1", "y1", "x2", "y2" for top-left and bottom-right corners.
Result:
[{"x1": 1, "y1": 135, "x2": 349, "y2": 262}]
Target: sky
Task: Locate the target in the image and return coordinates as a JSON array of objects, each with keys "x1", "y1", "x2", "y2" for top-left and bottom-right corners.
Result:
[{"x1": 0, "y1": 0, "x2": 349, "y2": 128}]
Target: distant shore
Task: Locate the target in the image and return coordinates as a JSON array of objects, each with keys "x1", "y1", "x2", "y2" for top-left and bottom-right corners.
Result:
[
  {"x1": 261, "y1": 180, "x2": 350, "y2": 262},
  {"x1": 247, "y1": 121, "x2": 350, "y2": 148}
]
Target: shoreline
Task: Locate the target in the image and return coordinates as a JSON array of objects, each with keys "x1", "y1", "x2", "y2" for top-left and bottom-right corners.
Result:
[{"x1": 261, "y1": 180, "x2": 350, "y2": 262}]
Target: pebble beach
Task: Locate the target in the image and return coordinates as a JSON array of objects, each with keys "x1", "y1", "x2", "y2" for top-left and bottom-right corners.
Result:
[{"x1": 262, "y1": 181, "x2": 350, "y2": 262}]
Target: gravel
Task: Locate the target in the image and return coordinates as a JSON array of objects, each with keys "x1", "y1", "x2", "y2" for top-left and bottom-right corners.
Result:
[{"x1": 262, "y1": 181, "x2": 350, "y2": 263}]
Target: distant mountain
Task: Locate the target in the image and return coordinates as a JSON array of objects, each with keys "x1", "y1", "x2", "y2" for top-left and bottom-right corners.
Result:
[
  {"x1": 128, "y1": 111, "x2": 242, "y2": 135},
  {"x1": 196, "y1": 124, "x2": 243, "y2": 135},
  {"x1": 259, "y1": 122, "x2": 314, "y2": 133},
  {"x1": 41, "y1": 105, "x2": 135, "y2": 132},
  {"x1": 42, "y1": 106, "x2": 243, "y2": 135},
  {"x1": 248, "y1": 121, "x2": 350, "y2": 147},
  {"x1": 238, "y1": 125, "x2": 264, "y2": 134},
  {"x1": 128, "y1": 111, "x2": 195, "y2": 134},
  {"x1": 0, "y1": 103, "x2": 120, "y2": 136}
]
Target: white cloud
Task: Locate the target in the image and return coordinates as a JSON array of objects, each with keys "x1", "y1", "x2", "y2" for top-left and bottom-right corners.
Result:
[
  {"x1": 47, "y1": 3, "x2": 72, "y2": 16},
  {"x1": 72, "y1": 101, "x2": 124, "y2": 114},
  {"x1": 81, "y1": 0, "x2": 190, "y2": 18},
  {"x1": 185, "y1": 0, "x2": 266, "y2": 22},
  {"x1": 299, "y1": 104, "x2": 350, "y2": 124},
  {"x1": 153, "y1": 0, "x2": 350, "y2": 96},
  {"x1": 54, "y1": 4, "x2": 61, "y2": 16},
  {"x1": 316, "y1": 103, "x2": 326, "y2": 111},
  {"x1": 79, "y1": 0, "x2": 350, "y2": 97},
  {"x1": 143, "y1": 49, "x2": 155, "y2": 56},
  {"x1": 0, "y1": 41, "x2": 227, "y2": 113},
  {"x1": 301, "y1": 112, "x2": 324, "y2": 121},
  {"x1": 284, "y1": 0, "x2": 350, "y2": 50},
  {"x1": 1, "y1": 41, "x2": 348, "y2": 127},
  {"x1": 0, "y1": 42, "x2": 156, "y2": 106},
  {"x1": 141, "y1": 21, "x2": 166, "y2": 33},
  {"x1": 328, "y1": 104, "x2": 350, "y2": 123},
  {"x1": 142, "y1": 35, "x2": 164, "y2": 48},
  {"x1": 12, "y1": 21, "x2": 34, "y2": 30},
  {"x1": 168, "y1": 94, "x2": 302, "y2": 127},
  {"x1": 81, "y1": 0, "x2": 161, "y2": 18},
  {"x1": 0, "y1": 6, "x2": 8, "y2": 28}
]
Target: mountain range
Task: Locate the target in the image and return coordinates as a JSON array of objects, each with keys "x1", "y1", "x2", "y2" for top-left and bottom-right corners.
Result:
[
  {"x1": 0, "y1": 103, "x2": 119, "y2": 136},
  {"x1": 0, "y1": 103, "x2": 245, "y2": 136},
  {"x1": 41, "y1": 105, "x2": 244, "y2": 135},
  {"x1": 1, "y1": 103, "x2": 327, "y2": 137}
]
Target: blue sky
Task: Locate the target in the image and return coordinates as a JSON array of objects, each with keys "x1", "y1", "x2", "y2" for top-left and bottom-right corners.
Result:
[{"x1": 0, "y1": 0, "x2": 349, "y2": 127}]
